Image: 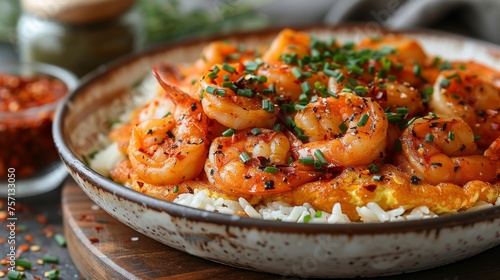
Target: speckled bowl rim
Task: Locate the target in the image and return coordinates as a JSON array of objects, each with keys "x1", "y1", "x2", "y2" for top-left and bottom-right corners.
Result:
[{"x1": 53, "y1": 24, "x2": 500, "y2": 235}]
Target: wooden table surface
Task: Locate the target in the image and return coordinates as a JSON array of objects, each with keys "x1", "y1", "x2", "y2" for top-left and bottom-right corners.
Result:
[{"x1": 61, "y1": 179, "x2": 500, "y2": 280}]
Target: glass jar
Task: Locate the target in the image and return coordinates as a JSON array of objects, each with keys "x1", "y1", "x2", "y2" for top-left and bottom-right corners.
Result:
[{"x1": 17, "y1": 1, "x2": 144, "y2": 77}]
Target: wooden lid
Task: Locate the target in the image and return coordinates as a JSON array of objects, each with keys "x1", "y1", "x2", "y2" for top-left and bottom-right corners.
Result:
[{"x1": 21, "y1": 0, "x2": 136, "y2": 24}]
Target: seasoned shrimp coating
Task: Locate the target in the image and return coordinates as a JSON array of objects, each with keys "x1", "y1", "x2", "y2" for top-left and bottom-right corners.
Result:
[
  {"x1": 430, "y1": 69, "x2": 500, "y2": 149},
  {"x1": 294, "y1": 93, "x2": 388, "y2": 167},
  {"x1": 206, "y1": 129, "x2": 321, "y2": 195},
  {"x1": 199, "y1": 63, "x2": 278, "y2": 130},
  {"x1": 395, "y1": 116, "x2": 500, "y2": 185}
]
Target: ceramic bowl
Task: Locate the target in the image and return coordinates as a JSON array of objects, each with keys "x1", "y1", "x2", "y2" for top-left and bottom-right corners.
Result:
[{"x1": 53, "y1": 26, "x2": 500, "y2": 278}]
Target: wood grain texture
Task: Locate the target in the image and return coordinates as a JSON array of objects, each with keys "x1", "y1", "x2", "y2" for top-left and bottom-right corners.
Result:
[{"x1": 62, "y1": 179, "x2": 500, "y2": 280}]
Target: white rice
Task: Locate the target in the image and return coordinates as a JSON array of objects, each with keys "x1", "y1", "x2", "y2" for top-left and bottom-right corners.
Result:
[{"x1": 171, "y1": 188, "x2": 500, "y2": 223}]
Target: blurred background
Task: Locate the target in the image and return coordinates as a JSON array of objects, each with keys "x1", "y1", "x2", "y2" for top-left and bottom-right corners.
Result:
[{"x1": 1, "y1": 0, "x2": 499, "y2": 77}]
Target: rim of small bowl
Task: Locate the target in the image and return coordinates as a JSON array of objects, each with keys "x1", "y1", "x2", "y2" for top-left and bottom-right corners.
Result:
[
  {"x1": 53, "y1": 24, "x2": 500, "y2": 235},
  {"x1": 0, "y1": 62, "x2": 79, "y2": 118}
]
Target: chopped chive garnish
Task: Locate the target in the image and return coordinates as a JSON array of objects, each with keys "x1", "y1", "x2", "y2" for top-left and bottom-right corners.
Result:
[
  {"x1": 293, "y1": 125, "x2": 303, "y2": 135},
  {"x1": 474, "y1": 134, "x2": 481, "y2": 141},
  {"x1": 173, "y1": 185, "x2": 179, "y2": 193},
  {"x1": 262, "y1": 84, "x2": 276, "y2": 94},
  {"x1": 324, "y1": 69, "x2": 338, "y2": 77},
  {"x1": 396, "y1": 107, "x2": 408, "y2": 114},
  {"x1": 294, "y1": 104, "x2": 306, "y2": 111},
  {"x1": 440, "y1": 79, "x2": 450, "y2": 88},
  {"x1": 451, "y1": 94, "x2": 461, "y2": 100},
  {"x1": 239, "y1": 152, "x2": 252, "y2": 163},
  {"x1": 357, "y1": 114, "x2": 369, "y2": 126},
  {"x1": 207, "y1": 72, "x2": 218, "y2": 79},
  {"x1": 237, "y1": 88, "x2": 253, "y2": 97},
  {"x1": 424, "y1": 133, "x2": 434, "y2": 143},
  {"x1": 216, "y1": 89, "x2": 226, "y2": 96},
  {"x1": 288, "y1": 156, "x2": 293, "y2": 164},
  {"x1": 264, "y1": 166, "x2": 279, "y2": 174},
  {"x1": 251, "y1": 128, "x2": 261, "y2": 135},
  {"x1": 222, "y1": 63, "x2": 236, "y2": 73},
  {"x1": 314, "y1": 149, "x2": 328, "y2": 165},
  {"x1": 46, "y1": 268, "x2": 60, "y2": 280},
  {"x1": 387, "y1": 75, "x2": 396, "y2": 81},
  {"x1": 258, "y1": 75, "x2": 268, "y2": 83},
  {"x1": 335, "y1": 73, "x2": 345, "y2": 82},
  {"x1": 354, "y1": 86, "x2": 367, "y2": 96},
  {"x1": 54, "y1": 233, "x2": 66, "y2": 247},
  {"x1": 439, "y1": 60, "x2": 452, "y2": 70},
  {"x1": 413, "y1": 64, "x2": 422, "y2": 76},
  {"x1": 313, "y1": 160, "x2": 323, "y2": 169},
  {"x1": 301, "y1": 81, "x2": 312, "y2": 94},
  {"x1": 206, "y1": 86, "x2": 216, "y2": 94},
  {"x1": 42, "y1": 256, "x2": 59, "y2": 264},
  {"x1": 222, "y1": 128, "x2": 236, "y2": 137},
  {"x1": 15, "y1": 259, "x2": 32, "y2": 269},
  {"x1": 292, "y1": 67, "x2": 304, "y2": 79},
  {"x1": 448, "y1": 131, "x2": 455, "y2": 141},
  {"x1": 372, "y1": 175, "x2": 383, "y2": 181},
  {"x1": 299, "y1": 157, "x2": 315, "y2": 165},
  {"x1": 285, "y1": 116, "x2": 295, "y2": 128},
  {"x1": 338, "y1": 122, "x2": 348, "y2": 133},
  {"x1": 223, "y1": 74, "x2": 230, "y2": 81},
  {"x1": 213, "y1": 65, "x2": 220, "y2": 73},
  {"x1": 368, "y1": 163, "x2": 380, "y2": 173},
  {"x1": 273, "y1": 123, "x2": 282, "y2": 132}
]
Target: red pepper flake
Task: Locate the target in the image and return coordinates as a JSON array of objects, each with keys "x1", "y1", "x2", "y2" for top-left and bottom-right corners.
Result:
[
  {"x1": 94, "y1": 226, "x2": 104, "y2": 233},
  {"x1": 79, "y1": 214, "x2": 95, "y2": 222},
  {"x1": 89, "y1": 237, "x2": 100, "y2": 243},
  {"x1": 24, "y1": 234, "x2": 34, "y2": 243},
  {"x1": 16, "y1": 244, "x2": 30, "y2": 257},
  {"x1": 36, "y1": 214, "x2": 48, "y2": 225}
]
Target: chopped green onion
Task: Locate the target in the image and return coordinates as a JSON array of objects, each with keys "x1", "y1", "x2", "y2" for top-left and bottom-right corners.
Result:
[
  {"x1": 222, "y1": 63, "x2": 236, "y2": 73},
  {"x1": 314, "y1": 149, "x2": 328, "y2": 165},
  {"x1": 251, "y1": 128, "x2": 261, "y2": 135},
  {"x1": 264, "y1": 166, "x2": 279, "y2": 174},
  {"x1": 294, "y1": 104, "x2": 306, "y2": 111},
  {"x1": 396, "y1": 107, "x2": 408, "y2": 114},
  {"x1": 54, "y1": 233, "x2": 66, "y2": 247},
  {"x1": 292, "y1": 67, "x2": 304, "y2": 79},
  {"x1": 368, "y1": 163, "x2": 380, "y2": 173},
  {"x1": 338, "y1": 122, "x2": 348, "y2": 133},
  {"x1": 299, "y1": 157, "x2": 315, "y2": 165},
  {"x1": 207, "y1": 72, "x2": 218, "y2": 79},
  {"x1": 424, "y1": 133, "x2": 434, "y2": 143},
  {"x1": 285, "y1": 116, "x2": 295, "y2": 128},
  {"x1": 15, "y1": 259, "x2": 32, "y2": 269},
  {"x1": 354, "y1": 86, "x2": 367, "y2": 96},
  {"x1": 223, "y1": 74, "x2": 230, "y2": 81},
  {"x1": 301, "y1": 81, "x2": 312, "y2": 95},
  {"x1": 173, "y1": 185, "x2": 179, "y2": 193},
  {"x1": 262, "y1": 84, "x2": 276, "y2": 94},
  {"x1": 216, "y1": 89, "x2": 226, "y2": 96},
  {"x1": 236, "y1": 88, "x2": 253, "y2": 97},
  {"x1": 336, "y1": 73, "x2": 345, "y2": 82},
  {"x1": 7, "y1": 271, "x2": 23, "y2": 280},
  {"x1": 413, "y1": 64, "x2": 422, "y2": 76},
  {"x1": 222, "y1": 128, "x2": 237, "y2": 137},
  {"x1": 395, "y1": 139, "x2": 402, "y2": 152},
  {"x1": 448, "y1": 131, "x2": 455, "y2": 141},
  {"x1": 372, "y1": 175, "x2": 383, "y2": 181},
  {"x1": 324, "y1": 68, "x2": 338, "y2": 77},
  {"x1": 258, "y1": 75, "x2": 268, "y2": 83},
  {"x1": 239, "y1": 152, "x2": 252, "y2": 163},
  {"x1": 46, "y1": 268, "x2": 60, "y2": 280},
  {"x1": 273, "y1": 123, "x2": 282, "y2": 132},
  {"x1": 474, "y1": 134, "x2": 481, "y2": 141},
  {"x1": 357, "y1": 114, "x2": 369, "y2": 127},
  {"x1": 206, "y1": 86, "x2": 216, "y2": 94},
  {"x1": 440, "y1": 79, "x2": 451, "y2": 88},
  {"x1": 42, "y1": 256, "x2": 59, "y2": 264}
]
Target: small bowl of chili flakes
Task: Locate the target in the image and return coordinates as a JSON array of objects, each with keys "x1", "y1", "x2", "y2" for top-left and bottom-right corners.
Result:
[{"x1": 0, "y1": 62, "x2": 78, "y2": 197}]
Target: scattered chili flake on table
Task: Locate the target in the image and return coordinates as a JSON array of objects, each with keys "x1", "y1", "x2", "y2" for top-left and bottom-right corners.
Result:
[
  {"x1": 0, "y1": 73, "x2": 68, "y2": 179},
  {"x1": 89, "y1": 237, "x2": 100, "y2": 243}
]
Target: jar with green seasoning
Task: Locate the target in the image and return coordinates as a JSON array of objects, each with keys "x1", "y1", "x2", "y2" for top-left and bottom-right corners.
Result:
[{"x1": 17, "y1": 0, "x2": 144, "y2": 77}]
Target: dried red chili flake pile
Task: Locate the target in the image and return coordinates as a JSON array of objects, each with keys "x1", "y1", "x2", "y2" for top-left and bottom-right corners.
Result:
[{"x1": 0, "y1": 73, "x2": 68, "y2": 179}]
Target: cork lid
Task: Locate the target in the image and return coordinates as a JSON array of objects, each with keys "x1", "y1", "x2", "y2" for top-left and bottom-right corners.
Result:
[{"x1": 21, "y1": 0, "x2": 136, "y2": 24}]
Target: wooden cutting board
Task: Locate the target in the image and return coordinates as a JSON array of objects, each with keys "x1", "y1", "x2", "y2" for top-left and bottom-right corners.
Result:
[{"x1": 61, "y1": 178, "x2": 500, "y2": 280}]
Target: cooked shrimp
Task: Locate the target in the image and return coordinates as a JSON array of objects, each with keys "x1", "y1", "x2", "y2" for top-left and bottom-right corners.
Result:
[
  {"x1": 256, "y1": 62, "x2": 330, "y2": 102},
  {"x1": 268, "y1": 164, "x2": 500, "y2": 221},
  {"x1": 430, "y1": 69, "x2": 500, "y2": 148},
  {"x1": 368, "y1": 80, "x2": 425, "y2": 117},
  {"x1": 293, "y1": 93, "x2": 388, "y2": 167},
  {"x1": 199, "y1": 63, "x2": 278, "y2": 130},
  {"x1": 127, "y1": 70, "x2": 209, "y2": 185},
  {"x1": 396, "y1": 115, "x2": 500, "y2": 185},
  {"x1": 206, "y1": 129, "x2": 322, "y2": 195},
  {"x1": 262, "y1": 28, "x2": 313, "y2": 62}
]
